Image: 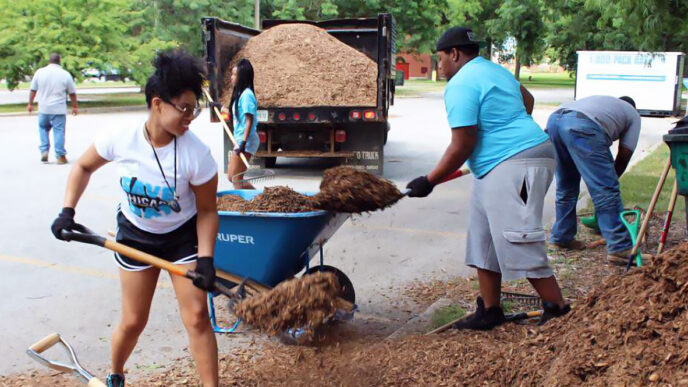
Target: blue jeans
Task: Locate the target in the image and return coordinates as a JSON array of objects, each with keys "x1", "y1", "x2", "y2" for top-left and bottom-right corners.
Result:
[
  {"x1": 38, "y1": 114, "x2": 67, "y2": 157},
  {"x1": 547, "y1": 110, "x2": 632, "y2": 253}
]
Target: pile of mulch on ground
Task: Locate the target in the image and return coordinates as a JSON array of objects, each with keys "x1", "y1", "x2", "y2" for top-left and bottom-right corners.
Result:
[
  {"x1": 222, "y1": 23, "x2": 378, "y2": 107},
  {"x1": 234, "y1": 272, "x2": 343, "y2": 338},
  {"x1": 217, "y1": 186, "x2": 316, "y2": 213},
  {"x1": 312, "y1": 166, "x2": 403, "y2": 213},
  {"x1": 133, "y1": 242, "x2": 688, "y2": 385}
]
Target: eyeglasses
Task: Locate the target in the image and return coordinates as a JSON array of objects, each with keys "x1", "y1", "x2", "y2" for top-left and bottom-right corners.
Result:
[{"x1": 162, "y1": 99, "x2": 202, "y2": 119}]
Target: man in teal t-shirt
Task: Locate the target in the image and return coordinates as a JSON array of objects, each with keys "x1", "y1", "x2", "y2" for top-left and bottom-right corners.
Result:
[{"x1": 405, "y1": 27, "x2": 569, "y2": 330}]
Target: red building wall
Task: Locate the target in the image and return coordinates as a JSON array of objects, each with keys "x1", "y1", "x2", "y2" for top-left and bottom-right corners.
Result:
[{"x1": 395, "y1": 52, "x2": 433, "y2": 79}]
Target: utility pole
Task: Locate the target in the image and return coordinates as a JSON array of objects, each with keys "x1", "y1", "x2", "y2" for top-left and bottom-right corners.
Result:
[{"x1": 254, "y1": 0, "x2": 260, "y2": 30}]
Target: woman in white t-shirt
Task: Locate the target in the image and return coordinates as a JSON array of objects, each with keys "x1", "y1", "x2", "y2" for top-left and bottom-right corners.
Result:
[
  {"x1": 226, "y1": 58, "x2": 259, "y2": 189},
  {"x1": 50, "y1": 50, "x2": 219, "y2": 387}
]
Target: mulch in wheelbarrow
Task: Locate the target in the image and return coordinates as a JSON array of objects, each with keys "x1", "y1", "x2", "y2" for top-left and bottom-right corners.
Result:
[
  {"x1": 217, "y1": 186, "x2": 316, "y2": 213},
  {"x1": 234, "y1": 272, "x2": 341, "y2": 339},
  {"x1": 216, "y1": 167, "x2": 403, "y2": 214},
  {"x1": 312, "y1": 166, "x2": 403, "y2": 213}
]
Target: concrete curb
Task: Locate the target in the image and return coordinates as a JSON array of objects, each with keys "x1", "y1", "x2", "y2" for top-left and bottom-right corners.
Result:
[
  {"x1": 0, "y1": 105, "x2": 147, "y2": 118},
  {"x1": 385, "y1": 297, "x2": 454, "y2": 340}
]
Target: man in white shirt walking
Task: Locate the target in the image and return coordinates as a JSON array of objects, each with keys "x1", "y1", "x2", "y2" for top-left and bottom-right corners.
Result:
[{"x1": 27, "y1": 53, "x2": 78, "y2": 164}]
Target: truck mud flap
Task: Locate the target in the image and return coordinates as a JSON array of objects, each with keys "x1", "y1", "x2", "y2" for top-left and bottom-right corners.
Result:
[{"x1": 340, "y1": 122, "x2": 386, "y2": 175}]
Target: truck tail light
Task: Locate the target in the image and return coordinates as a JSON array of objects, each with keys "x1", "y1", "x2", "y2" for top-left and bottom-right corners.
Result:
[
  {"x1": 363, "y1": 110, "x2": 377, "y2": 120},
  {"x1": 307, "y1": 112, "x2": 316, "y2": 121},
  {"x1": 258, "y1": 130, "x2": 266, "y2": 143},
  {"x1": 349, "y1": 110, "x2": 361, "y2": 120},
  {"x1": 335, "y1": 130, "x2": 347, "y2": 143},
  {"x1": 277, "y1": 112, "x2": 286, "y2": 121},
  {"x1": 293, "y1": 112, "x2": 301, "y2": 121}
]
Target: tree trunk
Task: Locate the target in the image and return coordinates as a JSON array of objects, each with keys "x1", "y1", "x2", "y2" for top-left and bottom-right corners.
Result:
[{"x1": 514, "y1": 56, "x2": 521, "y2": 80}]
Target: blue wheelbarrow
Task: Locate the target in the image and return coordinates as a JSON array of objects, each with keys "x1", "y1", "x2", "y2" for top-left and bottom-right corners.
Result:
[{"x1": 209, "y1": 189, "x2": 354, "y2": 333}]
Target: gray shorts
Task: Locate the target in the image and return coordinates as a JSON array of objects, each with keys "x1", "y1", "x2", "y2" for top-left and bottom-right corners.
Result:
[{"x1": 465, "y1": 148, "x2": 555, "y2": 281}]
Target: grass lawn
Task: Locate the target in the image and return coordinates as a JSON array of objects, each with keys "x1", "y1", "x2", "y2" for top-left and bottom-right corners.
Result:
[
  {"x1": 0, "y1": 92, "x2": 145, "y2": 113},
  {"x1": 0, "y1": 80, "x2": 138, "y2": 90},
  {"x1": 590, "y1": 144, "x2": 685, "y2": 219},
  {"x1": 518, "y1": 71, "x2": 575, "y2": 89},
  {"x1": 396, "y1": 71, "x2": 575, "y2": 98}
]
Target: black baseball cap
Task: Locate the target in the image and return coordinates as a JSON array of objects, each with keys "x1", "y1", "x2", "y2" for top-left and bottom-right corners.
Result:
[{"x1": 435, "y1": 27, "x2": 486, "y2": 52}]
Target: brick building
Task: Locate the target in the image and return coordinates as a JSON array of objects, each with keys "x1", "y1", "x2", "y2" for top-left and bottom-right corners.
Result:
[{"x1": 395, "y1": 52, "x2": 434, "y2": 80}]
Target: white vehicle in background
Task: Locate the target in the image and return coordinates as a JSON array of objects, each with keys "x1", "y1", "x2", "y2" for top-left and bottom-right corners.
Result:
[{"x1": 575, "y1": 51, "x2": 685, "y2": 116}]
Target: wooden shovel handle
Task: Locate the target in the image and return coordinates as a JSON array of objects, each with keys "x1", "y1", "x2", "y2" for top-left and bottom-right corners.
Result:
[
  {"x1": 104, "y1": 240, "x2": 188, "y2": 277},
  {"x1": 203, "y1": 88, "x2": 250, "y2": 168},
  {"x1": 88, "y1": 379, "x2": 107, "y2": 387},
  {"x1": 29, "y1": 333, "x2": 61, "y2": 353}
]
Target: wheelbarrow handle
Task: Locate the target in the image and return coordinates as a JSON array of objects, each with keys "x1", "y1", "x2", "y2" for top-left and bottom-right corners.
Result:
[{"x1": 402, "y1": 168, "x2": 470, "y2": 196}]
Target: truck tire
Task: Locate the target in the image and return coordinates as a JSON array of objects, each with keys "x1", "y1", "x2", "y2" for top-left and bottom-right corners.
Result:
[{"x1": 262, "y1": 157, "x2": 276, "y2": 168}]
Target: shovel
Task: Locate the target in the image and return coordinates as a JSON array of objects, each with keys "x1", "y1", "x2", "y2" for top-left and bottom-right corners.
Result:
[
  {"x1": 60, "y1": 225, "x2": 240, "y2": 301},
  {"x1": 27, "y1": 333, "x2": 105, "y2": 386},
  {"x1": 203, "y1": 88, "x2": 275, "y2": 184}
]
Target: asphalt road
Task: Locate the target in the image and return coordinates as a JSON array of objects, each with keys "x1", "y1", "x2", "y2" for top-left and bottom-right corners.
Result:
[{"x1": 0, "y1": 93, "x2": 673, "y2": 378}]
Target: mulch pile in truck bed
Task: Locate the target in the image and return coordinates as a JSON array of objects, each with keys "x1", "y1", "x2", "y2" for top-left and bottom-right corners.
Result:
[
  {"x1": 312, "y1": 166, "x2": 403, "y2": 213},
  {"x1": 222, "y1": 23, "x2": 378, "y2": 108},
  {"x1": 217, "y1": 186, "x2": 316, "y2": 213},
  {"x1": 234, "y1": 272, "x2": 342, "y2": 339}
]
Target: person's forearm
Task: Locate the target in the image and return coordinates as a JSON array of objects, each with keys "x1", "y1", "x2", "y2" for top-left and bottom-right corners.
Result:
[
  {"x1": 520, "y1": 85, "x2": 534, "y2": 114},
  {"x1": 614, "y1": 158, "x2": 630, "y2": 177},
  {"x1": 427, "y1": 144, "x2": 472, "y2": 184},
  {"x1": 69, "y1": 93, "x2": 78, "y2": 108},
  {"x1": 63, "y1": 164, "x2": 92, "y2": 208},
  {"x1": 29, "y1": 90, "x2": 37, "y2": 104},
  {"x1": 244, "y1": 115, "x2": 253, "y2": 141},
  {"x1": 614, "y1": 146, "x2": 633, "y2": 177},
  {"x1": 196, "y1": 209, "x2": 219, "y2": 258}
]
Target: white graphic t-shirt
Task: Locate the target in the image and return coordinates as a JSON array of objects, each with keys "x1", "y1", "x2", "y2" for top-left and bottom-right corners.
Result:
[{"x1": 95, "y1": 123, "x2": 218, "y2": 234}]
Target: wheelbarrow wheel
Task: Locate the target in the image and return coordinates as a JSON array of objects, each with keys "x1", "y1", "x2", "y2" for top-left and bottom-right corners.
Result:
[{"x1": 305, "y1": 265, "x2": 355, "y2": 304}]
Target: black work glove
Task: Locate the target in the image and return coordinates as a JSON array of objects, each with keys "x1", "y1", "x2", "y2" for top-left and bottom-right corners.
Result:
[
  {"x1": 209, "y1": 102, "x2": 223, "y2": 112},
  {"x1": 192, "y1": 257, "x2": 216, "y2": 291},
  {"x1": 51, "y1": 207, "x2": 76, "y2": 241},
  {"x1": 406, "y1": 175, "x2": 435, "y2": 198},
  {"x1": 234, "y1": 140, "x2": 247, "y2": 155}
]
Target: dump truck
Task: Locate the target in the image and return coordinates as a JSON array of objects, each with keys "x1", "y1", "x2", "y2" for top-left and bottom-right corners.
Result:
[{"x1": 202, "y1": 14, "x2": 395, "y2": 175}]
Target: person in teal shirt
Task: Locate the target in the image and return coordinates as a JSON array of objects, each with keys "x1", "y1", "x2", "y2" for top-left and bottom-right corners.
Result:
[
  {"x1": 227, "y1": 59, "x2": 260, "y2": 189},
  {"x1": 406, "y1": 27, "x2": 569, "y2": 330}
]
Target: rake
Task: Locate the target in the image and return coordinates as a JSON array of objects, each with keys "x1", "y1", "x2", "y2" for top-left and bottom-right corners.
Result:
[{"x1": 203, "y1": 88, "x2": 275, "y2": 184}]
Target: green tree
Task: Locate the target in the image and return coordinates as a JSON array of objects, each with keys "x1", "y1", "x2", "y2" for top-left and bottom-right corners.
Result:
[
  {"x1": 0, "y1": 0, "x2": 138, "y2": 90},
  {"x1": 442, "y1": 0, "x2": 501, "y2": 59},
  {"x1": 132, "y1": 0, "x2": 254, "y2": 56},
  {"x1": 544, "y1": 0, "x2": 632, "y2": 72},
  {"x1": 590, "y1": 0, "x2": 688, "y2": 53},
  {"x1": 335, "y1": 0, "x2": 446, "y2": 54},
  {"x1": 262, "y1": 0, "x2": 339, "y2": 20},
  {"x1": 488, "y1": 0, "x2": 545, "y2": 79}
]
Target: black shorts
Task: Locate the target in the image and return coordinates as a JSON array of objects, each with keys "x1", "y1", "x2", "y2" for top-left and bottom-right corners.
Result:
[{"x1": 114, "y1": 211, "x2": 198, "y2": 271}]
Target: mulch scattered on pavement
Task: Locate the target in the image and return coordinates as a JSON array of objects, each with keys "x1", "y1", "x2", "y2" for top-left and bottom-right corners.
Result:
[
  {"x1": 7, "y1": 214, "x2": 687, "y2": 386},
  {"x1": 312, "y1": 166, "x2": 403, "y2": 213}
]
